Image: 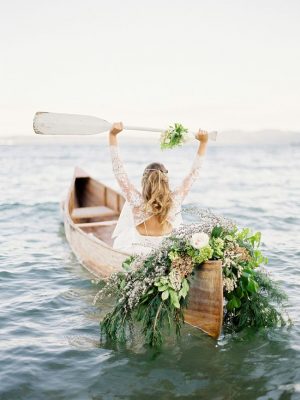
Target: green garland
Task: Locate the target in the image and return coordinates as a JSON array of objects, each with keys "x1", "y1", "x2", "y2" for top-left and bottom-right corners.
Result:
[
  {"x1": 209, "y1": 226, "x2": 288, "y2": 331},
  {"x1": 94, "y1": 221, "x2": 289, "y2": 347}
]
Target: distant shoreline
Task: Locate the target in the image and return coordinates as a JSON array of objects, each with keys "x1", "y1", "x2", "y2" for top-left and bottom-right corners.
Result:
[{"x1": 1, "y1": 131, "x2": 300, "y2": 146}]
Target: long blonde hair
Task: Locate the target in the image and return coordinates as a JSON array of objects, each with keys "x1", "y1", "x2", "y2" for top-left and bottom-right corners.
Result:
[{"x1": 141, "y1": 162, "x2": 173, "y2": 224}]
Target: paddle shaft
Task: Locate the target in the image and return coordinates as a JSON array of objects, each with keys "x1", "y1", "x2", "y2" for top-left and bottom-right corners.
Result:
[{"x1": 124, "y1": 125, "x2": 217, "y2": 140}]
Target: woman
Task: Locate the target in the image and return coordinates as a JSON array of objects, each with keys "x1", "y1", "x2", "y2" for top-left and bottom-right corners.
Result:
[{"x1": 109, "y1": 122, "x2": 208, "y2": 255}]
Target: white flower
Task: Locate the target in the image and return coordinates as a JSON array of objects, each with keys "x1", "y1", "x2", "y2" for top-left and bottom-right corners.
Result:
[
  {"x1": 223, "y1": 276, "x2": 237, "y2": 293},
  {"x1": 169, "y1": 269, "x2": 182, "y2": 291},
  {"x1": 190, "y1": 232, "x2": 210, "y2": 249}
]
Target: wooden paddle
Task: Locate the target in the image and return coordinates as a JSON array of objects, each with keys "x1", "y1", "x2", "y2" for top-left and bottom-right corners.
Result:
[{"x1": 33, "y1": 111, "x2": 218, "y2": 141}]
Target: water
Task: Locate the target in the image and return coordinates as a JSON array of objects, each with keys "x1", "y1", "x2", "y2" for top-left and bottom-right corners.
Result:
[{"x1": 1, "y1": 138, "x2": 300, "y2": 399}]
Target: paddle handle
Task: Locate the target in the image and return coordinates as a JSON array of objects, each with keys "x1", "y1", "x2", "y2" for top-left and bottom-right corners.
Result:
[{"x1": 124, "y1": 125, "x2": 218, "y2": 141}]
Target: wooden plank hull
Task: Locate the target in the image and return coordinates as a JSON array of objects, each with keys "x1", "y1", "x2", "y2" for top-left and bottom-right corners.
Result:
[
  {"x1": 64, "y1": 215, "x2": 127, "y2": 278},
  {"x1": 185, "y1": 260, "x2": 223, "y2": 338},
  {"x1": 63, "y1": 167, "x2": 223, "y2": 339}
]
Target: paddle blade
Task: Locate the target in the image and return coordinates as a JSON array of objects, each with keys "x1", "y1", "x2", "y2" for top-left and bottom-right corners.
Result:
[{"x1": 33, "y1": 112, "x2": 112, "y2": 135}]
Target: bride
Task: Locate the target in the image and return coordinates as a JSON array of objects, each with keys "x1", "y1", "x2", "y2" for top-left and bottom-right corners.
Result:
[{"x1": 109, "y1": 122, "x2": 208, "y2": 256}]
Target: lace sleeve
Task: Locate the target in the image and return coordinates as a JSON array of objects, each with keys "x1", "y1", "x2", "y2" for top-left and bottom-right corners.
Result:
[
  {"x1": 173, "y1": 154, "x2": 205, "y2": 201},
  {"x1": 110, "y1": 145, "x2": 142, "y2": 207}
]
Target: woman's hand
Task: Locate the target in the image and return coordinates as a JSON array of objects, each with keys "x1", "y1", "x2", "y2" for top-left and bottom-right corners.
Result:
[
  {"x1": 109, "y1": 122, "x2": 123, "y2": 136},
  {"x1": 195, "y1": 129, "x2": 209, "y2": 143},
  {"x1": 195, "y1": 129, "x2": 208, "y2": 156},
  {"x1": 109, "y1": 122, "x2": 123, "y2": 146}
]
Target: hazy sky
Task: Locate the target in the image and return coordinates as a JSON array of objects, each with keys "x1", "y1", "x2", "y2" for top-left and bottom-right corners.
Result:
[{"x1": 1, "y1": 0, "x2": 300, "y2": 136}]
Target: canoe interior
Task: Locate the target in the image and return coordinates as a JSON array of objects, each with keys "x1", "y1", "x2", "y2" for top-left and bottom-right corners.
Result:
[
  {"x1": 69, "y1": 170, "x2": 125, "y2": 247},
  {"x1": 81, "y1": 224, "x2": 115, "y2": 247}
]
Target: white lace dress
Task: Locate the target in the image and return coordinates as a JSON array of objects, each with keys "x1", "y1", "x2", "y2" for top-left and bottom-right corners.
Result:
[{"x1": 110, "y1": 145, "x2": 204, "y2": 256}]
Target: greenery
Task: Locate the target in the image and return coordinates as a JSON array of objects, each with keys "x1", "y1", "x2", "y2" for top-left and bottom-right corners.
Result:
[
  {"x1": 208, "y1": 226, "x2": 288, "y2": 331},
  {"x1": 97, "y1": 252, "x2": 188, "y2": 347},
  {"x1": 160, "y1": 123, "x2": 188, "y2": 150},
  {"x1": 94, "y1": 216, "x2": 289, "y2": 347}
]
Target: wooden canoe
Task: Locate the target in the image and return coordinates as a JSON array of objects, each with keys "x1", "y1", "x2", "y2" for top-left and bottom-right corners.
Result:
[{"x1": 63, "y1": 167, "x2": 223, "y2": 339}]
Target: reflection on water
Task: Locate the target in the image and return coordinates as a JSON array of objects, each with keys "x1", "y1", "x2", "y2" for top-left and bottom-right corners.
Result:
[{"x1": 0, "y1": 142, "x2": 299, "y2": 399}]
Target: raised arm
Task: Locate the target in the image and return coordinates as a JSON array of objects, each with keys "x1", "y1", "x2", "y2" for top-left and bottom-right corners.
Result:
[
  {"x1": 173, "y1": 129, "x2": 208, "y2": 201},
  {"x1": 109, "y1": 122, "x2": 141, "y2": 206}
]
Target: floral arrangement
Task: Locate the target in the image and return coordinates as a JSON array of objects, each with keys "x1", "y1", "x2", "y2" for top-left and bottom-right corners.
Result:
[
  {"x1": 160, "y1": 123, "x2": 188, "y2": 150},
  {"x1": 94, "y1": 210, "x2": 288, "y2": 347}
]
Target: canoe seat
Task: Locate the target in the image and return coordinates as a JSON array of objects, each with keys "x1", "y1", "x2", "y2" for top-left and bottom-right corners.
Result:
[
  {"x1": 71, "y1": 206, "x2": 117, "y2": 220},
  {"x1": 75, "y1": 220, "x2": 118, "y2": 228}
]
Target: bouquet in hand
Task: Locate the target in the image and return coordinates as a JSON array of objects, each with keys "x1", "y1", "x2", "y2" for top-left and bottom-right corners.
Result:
[{"x1": 160, "y1": 123, "x2": 188, "y2": 150}]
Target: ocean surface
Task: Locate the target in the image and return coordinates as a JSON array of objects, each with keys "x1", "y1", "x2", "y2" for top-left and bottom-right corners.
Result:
[{"x1": 0, "y1": 137, "x2": 299, "y2": 400}]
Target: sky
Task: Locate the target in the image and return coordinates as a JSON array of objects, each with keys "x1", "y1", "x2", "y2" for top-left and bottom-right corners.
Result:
[{"x1": 0, "y1": 0, "x2": 300, "y2": 137}]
